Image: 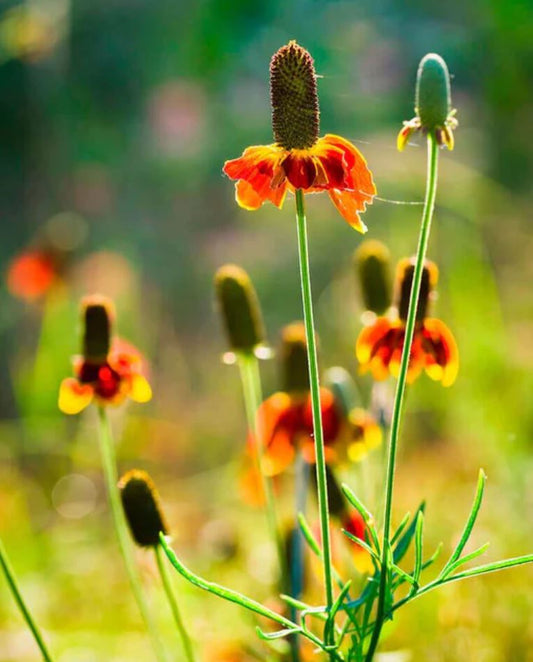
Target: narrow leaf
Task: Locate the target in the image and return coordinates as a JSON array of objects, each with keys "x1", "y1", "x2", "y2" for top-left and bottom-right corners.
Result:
[
  {"x1": 256, "y1": 626, "x2": 300, "y2": 641},
  {"x1": 391, "y1": 512, "x2": 411, "y2": 547},
  {"x1": 393, "y1": 501, "x2": 426, "y2": 563},
  {"x1": 439, "y1": 543, "x2": 490, "y2": 579},
  {"x1": 441, "y1": 469, "x2": 486, "y2": 574},
  {"x1": 341, "y1": 484, "x2": 372, "y2": 523},
  {"x1": 342, "y1": 529, "x2": 381, "y2": 564},
  {"x1": 447, "y1": 553, "x2": 533, "y2": 581},
  {"x1": 412, "y1": 511, "x2": 424, "y2": 586},
  {"x1": 298, "y1": 512, "x2": 321, "y2": 557},
  {"x1": 324, "y1": 581, "x2": 352, "y2": 642}
]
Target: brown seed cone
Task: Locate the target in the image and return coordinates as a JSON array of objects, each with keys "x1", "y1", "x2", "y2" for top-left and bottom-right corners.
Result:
[
  {"x1": 396, "y1": 258, "x2": 438, "y2": 322},
  {"x1": 270, "y1": 41, "x2": 319, "y2": 150},
  {"x1": 119, "y1": 469, "x2": 169, "y2": 548},
  {"x1": 81, "y1": 294, "x2": 115, "y2": 363}
]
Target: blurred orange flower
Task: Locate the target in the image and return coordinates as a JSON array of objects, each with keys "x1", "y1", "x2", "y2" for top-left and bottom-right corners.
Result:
[
  {"x1": 6, "y1": 250, "x2": 56, "y2": 301},
  {"x1": 58, "y1": 296, "x2": 151, "y2": 414},
  {"x1": 356, "y1": 258, "x2": 458, "y2": 386}
]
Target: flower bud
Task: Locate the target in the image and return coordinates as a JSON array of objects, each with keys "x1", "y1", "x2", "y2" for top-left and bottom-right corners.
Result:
[
  {"x1": 118, "y1": 470, "x2": 169, "y2": 548},
  {"x1": 81, "y1": 295, "x2": 114, "y2": 363},
  {"x1": 415, "y1": 53, "x2": 452, "y2": 132},
  {"x1": 214, "y1": 265, "x2": 265, "y2": 354},
  {"x1": 270, "y1": 41, "x2": 319, "y2": 150},
  {"x1": 280, "y1": 322, "x2": 312, "y2": 394},
  {"x1": 396, "y1": 258, "x2": 438, "y2": 322},
  {"x1": 354, "y1": 240, "x2": 392, "y2": 315}
]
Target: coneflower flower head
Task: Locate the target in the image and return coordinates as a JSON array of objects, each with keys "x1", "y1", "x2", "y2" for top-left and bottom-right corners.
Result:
[
  {"x1": 280, "y1": 322, "x2": 311, "y2": 394},
  {"x1": 396, "y1": 258, "x2": 438, "y2": 322},
  {"x1": 118, "y1": 470, "x2": 169, "y2": 548},
  {"x1": 82, "y1": 296, "x2": 114, "y2": 363},
  {"x1": 270, "y1": 40, "x2": 319, "y2": 151},
  {"x1": 355, "y1": 240, "x2": 392, "y2": 315},
  {"x1": 398, "y1": 53, "x2": 457, "y2": 151},
  {"x1": 214, "y1": 264, "x2": 265, "y2": 355}
]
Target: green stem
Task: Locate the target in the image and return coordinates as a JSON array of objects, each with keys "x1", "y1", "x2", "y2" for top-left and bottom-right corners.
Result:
[
  {"x1": 294, "y1": 189, "x2": 335, "y2": 653},
  {"x1": 97, "y1": 407, "x2": 167, "y2": 662},
  {"x1": 364, "y1": 135, "x2": 440, "y2": 662},
  {"x1": 0, "y1": 536, "x2": 55, "y2": 662},
  {"x1": 154, "y1": 544, "x2": 195, "y2": 662},
  {"x1": 236, "y1": 354, "x2": 300, "y2": 662},
  {"x1": 237, "y1": 354, "x2": 287, "y2": 587}
]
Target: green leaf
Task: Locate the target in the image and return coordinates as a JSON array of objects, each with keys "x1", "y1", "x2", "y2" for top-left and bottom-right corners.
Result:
[
  {"x1": 256, "y1": 626, "x2": 300, "y2": 641},
  {"x1": 447, "y1": 553, "x2": 533, "y2": 582},
  {"x1": 393, "y1": 501, "x2": 425, "y2": 563},
  {"x1": 341, "y1": 484, "x2": 381, "y2": 553},
  {"x1": 390, "y1": 512, "x2": 411, "y2": 547},
  {"x1": 412, "y1": 511, "x2": 424, "y2": 587},
  {"x1": 441, "y1": 469, "x2": 486, "y2": 575},
  {"x1": 439, "y1": 543, "x2": 490, "y2": 580},
  {"x1": 342, "y1": 529, "x2": 381, "y2": 564},
  {"x1": 324, "y1": 582, "x2": 352, "y2": 643},
  {"x1": 341, "y1": 483, "x2": 372, "y2": 523},
  {"x1": 297, "y1": 512, "x2": 321, "y2": 556}
]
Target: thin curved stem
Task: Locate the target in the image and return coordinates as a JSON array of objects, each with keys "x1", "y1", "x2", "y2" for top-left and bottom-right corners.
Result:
[
  {"x1": 155, "y1": 544, "x2": 195, "y2": 662},
  {"x1": 97, "y1": 407, "x2": 167, "y2": 662},
  {"x1": 0, "y1": 536, "x2": 55, "y2": 661},
  {"x1": 294, "y1": 189, "x2": 335, "y2": 656},
  {"x1": 364, "y1": 135, "x2": 440, "y2": 662}
]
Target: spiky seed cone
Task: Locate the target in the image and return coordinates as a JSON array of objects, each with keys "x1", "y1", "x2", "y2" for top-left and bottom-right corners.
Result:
[
  {"x1": 118, "y1": 470, "x2": 169, "y2": 548},
  {"x1": 354, "y1": 240, "x2": 392, "y2": 315},
  {"x1": 270, "y1": 41, "x2": 319, "y2": 150},
  {"x1": 214, "y1": 265, "x2": 265, "y2": 354},
  {"x1": 397, "y1": 258, "x2": 438, "y2": 322},
  {"x1": 280, "y1": 321, "x2": 314, "y2": 394},
  {"x1": 81, "y1": 294, "x2": 115, "y2": 363},
  {"x1": 415, "y1": 53, "x2": 452, "y2": 130}
]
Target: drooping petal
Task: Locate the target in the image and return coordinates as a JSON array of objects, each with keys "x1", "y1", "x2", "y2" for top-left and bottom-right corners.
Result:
[
  {"x1": 356, "y1": 318, "x2": 394, "y2": 365},
  {"x1": 58, "y1": 378, "x2": 93, "y2": 414},
  {"x1": 420, "y1": 318, "x2": 459, "y2": 386},
  {"x1": 224, "y1": 145, "x2": 286, "y2": 210},
  {"x1": 328, "y1": 189, "x2": 370, "y2": 233},
  {"x1": 130, "y1": 374, "x2": 153, "y2": 403}
]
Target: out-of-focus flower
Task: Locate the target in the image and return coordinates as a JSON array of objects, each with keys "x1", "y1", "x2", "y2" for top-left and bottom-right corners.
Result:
[
  {"x1": 7, "y1": 212, "x2": 87, "y2": 302},
  {"x1": 7, "y1": 250, "x2": 56, "y2": 301},
  {"x1": 397, "y1": 53, "x2": 457, "y2": 151},
  {"x1": 118, "y1": 470, "x2": 168, "y2": 547},
  {"x1": 58, "y1": 295, "x2": 152, "y2": 414},
  {"x1": 356, "y1": 258, "x2": 458, "y2": 386},
  {"x1": 0, "y1": 6, "x2": 58, "y2": 62},
  {"x1": 223, "y1": 41, "x2": 376, "y2": 232},
  {"x1": 354, "y1": 240, "x2": 392, "y2": 316}
]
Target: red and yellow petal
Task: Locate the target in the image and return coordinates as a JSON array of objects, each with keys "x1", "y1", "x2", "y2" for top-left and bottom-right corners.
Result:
[
  {"x1": 129, "y1": 373, "x2": 153, "y2": 403},
  {"x1": 223, "y1": 145, "x2": 287, "y2": 210},
  {"x1": 356, "y1": 317, "x2": 394, "y2": 365},
  {"x1": 420, "y1": 318, "x2": 459, "y2": 387},
  {"x1": 58, "y1": 378, "x2": 93, "y2": 414}
]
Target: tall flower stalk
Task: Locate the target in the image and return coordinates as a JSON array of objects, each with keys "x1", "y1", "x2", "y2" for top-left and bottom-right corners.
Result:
[{"x1": 364, "y1": 53, "x2": 455, "y2": 661}]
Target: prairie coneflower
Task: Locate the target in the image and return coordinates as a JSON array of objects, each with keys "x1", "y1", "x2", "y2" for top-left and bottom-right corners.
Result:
[
  {"x1": 397, "y1": 53, "x2": 457, "y2": 151},
  {"x1": 356, "y1": 258, "x2": 458, "y2": 386},
  {"x1": 223, "y1": 41, "x2": 376, "y2": 232},
  {"x1": 58, "y1": 295, "x2": 152, "y2": 414}
]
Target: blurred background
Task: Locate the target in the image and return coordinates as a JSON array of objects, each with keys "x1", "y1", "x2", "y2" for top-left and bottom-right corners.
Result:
[{"x1": 0, "y1": 0, "x2": 532, "y2": 660}]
